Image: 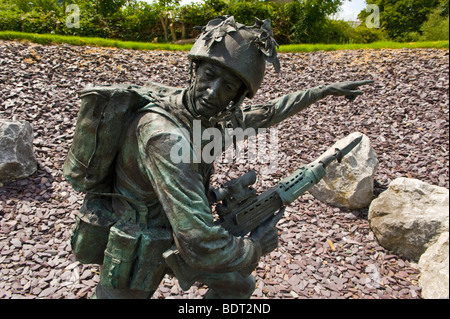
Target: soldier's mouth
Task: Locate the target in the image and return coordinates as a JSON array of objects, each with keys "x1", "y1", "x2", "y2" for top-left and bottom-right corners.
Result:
[{"x1": 199, "y1": 98, "x2": 215, "y2": 111}]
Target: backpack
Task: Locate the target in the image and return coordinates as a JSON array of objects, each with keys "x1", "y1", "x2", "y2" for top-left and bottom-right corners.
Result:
[
  {"x1": 64, "y1": 83, "x2": 178, "y2": 265},
  {"x1": 64, "y1": 83, "x2": 172, "y2": 192}
]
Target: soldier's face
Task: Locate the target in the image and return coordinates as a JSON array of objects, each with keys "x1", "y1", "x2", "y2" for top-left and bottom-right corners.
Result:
[{"x1": 193, "y1": 62, "x2": 243, "y2": 118}]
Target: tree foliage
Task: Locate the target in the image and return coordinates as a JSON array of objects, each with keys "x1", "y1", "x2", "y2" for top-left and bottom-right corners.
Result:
[
  {"x1": 420, "y1": 5, "x2": 449, "y2": 40},
  {"x1": 0, "y1": 0, "x2": 447, "y2": 44},
  {"x1": 361, "y1": 0, "x2": 449, "y2": 40},
  {"x1": 289, "y1": 0, "x2": 343, "y2": 43}
]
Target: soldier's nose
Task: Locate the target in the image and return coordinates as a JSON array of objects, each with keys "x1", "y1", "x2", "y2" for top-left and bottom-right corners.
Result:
[{"x1": 205, "y1": 80, "x2": 220, "y2": 101}]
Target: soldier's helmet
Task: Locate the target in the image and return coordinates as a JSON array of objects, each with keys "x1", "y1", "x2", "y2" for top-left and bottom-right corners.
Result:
[{"x1": 188, "y1": 16, "x2": 280, "y2": 99}]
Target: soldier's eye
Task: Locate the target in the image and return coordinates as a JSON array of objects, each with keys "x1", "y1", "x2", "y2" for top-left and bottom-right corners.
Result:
[
  {"x1": 226, "y1": 83, "x2": 237, "y2": 92},
  {"x1": 205, "y1": 69, "x2": 214, "y2": 78}
]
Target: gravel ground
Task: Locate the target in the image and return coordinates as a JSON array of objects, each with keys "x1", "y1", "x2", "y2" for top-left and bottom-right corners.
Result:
[{"x1": 0, "y1": 40, "x2": 448, "y2": 299}]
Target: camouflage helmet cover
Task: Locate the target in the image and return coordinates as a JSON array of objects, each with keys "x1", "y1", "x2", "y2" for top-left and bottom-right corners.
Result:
[{"x1": 188, "y1": 16, "x2": 280, "y2": 98}]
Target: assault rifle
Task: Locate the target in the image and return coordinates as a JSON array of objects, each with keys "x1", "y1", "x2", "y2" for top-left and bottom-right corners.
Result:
[
  {"x1": 211, "y1": 134, "x2": 363, "y2": 236},
  {"x1": 164, "y1": 135, "x2": 363, "y2": 290}
]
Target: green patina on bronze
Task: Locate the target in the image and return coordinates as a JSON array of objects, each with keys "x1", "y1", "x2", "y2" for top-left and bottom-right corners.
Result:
[{"x1": 63, "y1": 16, "x2": 373, "y2": 299}]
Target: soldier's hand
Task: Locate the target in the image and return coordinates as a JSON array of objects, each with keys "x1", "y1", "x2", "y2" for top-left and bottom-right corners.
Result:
[
  {"x1": 325, "y1": 80, "x2": 374, "y2": 102},
  {"x1": 250, "y1": 208, "x2": 284, "y2": 256}
]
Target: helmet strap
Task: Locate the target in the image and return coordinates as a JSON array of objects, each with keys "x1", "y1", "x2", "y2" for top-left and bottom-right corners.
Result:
[{"x1": 209, "y1": 89, "x2": 248, "y2": 129}]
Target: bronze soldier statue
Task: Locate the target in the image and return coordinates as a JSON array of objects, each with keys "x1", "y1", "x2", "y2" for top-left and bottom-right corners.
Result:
[{"x1": 64, "y1": 16, "x2": 373, "y2": 299}]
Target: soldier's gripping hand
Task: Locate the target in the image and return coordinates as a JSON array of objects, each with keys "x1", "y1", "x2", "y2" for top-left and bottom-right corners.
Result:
[
  {"x1": 250, "y1": 209, "x2": 284, "y2": 256},
  {"x1": 324, "y1": 80, "x2": 374, "y2": 102}
]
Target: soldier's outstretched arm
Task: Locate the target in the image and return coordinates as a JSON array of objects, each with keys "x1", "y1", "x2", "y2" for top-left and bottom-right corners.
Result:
[{"x1": 242, "y1": 80, "x2": 374, "y2": 130}]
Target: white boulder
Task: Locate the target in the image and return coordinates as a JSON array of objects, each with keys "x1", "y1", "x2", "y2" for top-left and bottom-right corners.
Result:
[
  {"x1": 368, "y1": 177, "x2": 449, "y2": 261},
  {"x1": 309, "y1": 132, "x2": 378, "y2": 209},
  {"x1": 418, "y1": 232, "x2": 449, "y2": 299}
]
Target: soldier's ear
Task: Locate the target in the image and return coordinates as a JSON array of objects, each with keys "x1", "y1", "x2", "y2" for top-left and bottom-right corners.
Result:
[
  {"x1": 193, "y1": 60, "x2": 202, "y2": 72},
  {"x1": 232, "y1": 86, "x2": 247, "y2": 104},
  {"x1": 189, "y1": 61, "x2": 202, "y2": 86}
]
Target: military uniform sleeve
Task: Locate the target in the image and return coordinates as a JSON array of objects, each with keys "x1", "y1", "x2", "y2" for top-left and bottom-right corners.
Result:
[
  {"x1": 243, "y1": 86, "x2": 326, "y2": 130},
  {"x1": 135, "y1": 112, "x2": 261, "y2": 274}
]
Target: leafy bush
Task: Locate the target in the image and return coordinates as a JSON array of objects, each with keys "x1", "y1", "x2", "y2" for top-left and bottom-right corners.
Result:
[
  {"x1": 0, "y1": 0, "x2": 448, "y2": 44},
  {"x1": 0, "y1": 3, "x2": 22, "y2": 31},
  {"x1": 21, "y1": 10, "x2": 59, "y2": 34},
  {"x1": 362, "y1": 0, "x2": 449, "y2": 42},
  {"x1": 420, "y1": 8, "x2": 449, "y2": 40},
  {"x1": 352, "y1": 24, "x2": 388, "y2": 43}
]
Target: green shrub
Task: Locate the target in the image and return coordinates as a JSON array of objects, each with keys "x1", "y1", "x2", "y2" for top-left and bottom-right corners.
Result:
[
  {"x1": 0, "y1": 5, "x2": 22, "y2": 31},
  {"x1": 353, "y1": 24, "x2": 388, "y2": 43},
  {"x1": 420, "y1": 8, "x2": 449, "y2": 40},
  {"x1": 322, "y1": 20, "x2": 355, "y2": 44},
  {"x1": 0, "y1": 0, "x2": 447, "y2": 45},
  {"x1": 21, "y1": 10, "x2": 59, "y2": 34}
]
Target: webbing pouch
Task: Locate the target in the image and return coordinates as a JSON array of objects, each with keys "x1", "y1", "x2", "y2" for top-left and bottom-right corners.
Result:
[
  {"x1": 70, "y1": 196, "x2": 116, "y2": 265},
  {"x1": 129, "y1": 228, "x2": 173, "y2": 291},
  {"x1": 100, "y1": 222, "x2": 141, "y2": 289}
]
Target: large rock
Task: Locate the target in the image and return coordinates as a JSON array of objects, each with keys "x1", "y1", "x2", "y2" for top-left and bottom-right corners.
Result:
[
  {"x1": 0, "y1": 119, "x2": 37, "y2": 181},
  {"x1": 418, "y1": 232, "x2": 449, "y2": 299},
  {"x1": 368, "y1": 178, "x2": 449, "y2": 261},
  {"x1": 309, "y1": 132, "x2": 378, "y2": 209}
]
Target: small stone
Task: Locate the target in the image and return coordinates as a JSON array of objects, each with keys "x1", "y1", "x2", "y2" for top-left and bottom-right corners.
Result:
[
  {"x1": 10, "y1": 238, "x2": 22, "y2": 248},
  {"x1": 38, "y1": 287, "x2": 58, "y2": 298}
]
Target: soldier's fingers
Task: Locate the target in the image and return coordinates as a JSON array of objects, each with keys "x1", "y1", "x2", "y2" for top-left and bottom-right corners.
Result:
[
  {"x1": 268, "y1": 207, "x2": 285, "y2": 227},
  {"x1": 347, "y1": 90, "x2": 364, "y2": 95},
  {"x1": 346, "y1": 95, "x2": 357, "y2": 102},
  {"x1": 353, "y1": 80, "x2": 375, "y2": 86},
  {"x1": 343, "y1": 80, "x2": 374, "y2": 90},
  {"x1": 264, "y1": 236, "x2": 278, "y2": 248}
]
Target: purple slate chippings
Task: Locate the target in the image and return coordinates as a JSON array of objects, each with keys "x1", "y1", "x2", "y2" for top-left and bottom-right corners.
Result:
[{"x1": 0, "y1": 40, "x2": 448, "y2": 299}]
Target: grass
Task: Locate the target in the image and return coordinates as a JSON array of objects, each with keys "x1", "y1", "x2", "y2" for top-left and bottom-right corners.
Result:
[
  {"x1": 278, "y1": 41, "x2": 449, "y2": 52},
  {"x1": 0, "y1": 31, "x2": 194, "y2": 51},
  {"x1": 0, "y1": 31, "x2": 448, "y2": 52}
]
